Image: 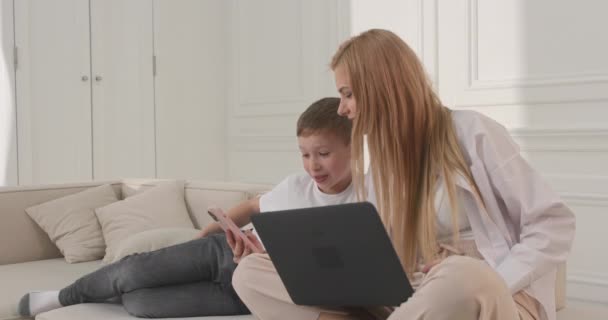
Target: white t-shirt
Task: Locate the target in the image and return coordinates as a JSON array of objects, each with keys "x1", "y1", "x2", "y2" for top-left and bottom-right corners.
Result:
[
  {"x1": 259, "y1": 173, "x2": 359, "y2": 212},
  {"x1": 253, "y1": 173, "x2": 361, "y2": 249},
  {"x1": 365, "y1": 168, "x2": 472, "y2": 241},
  {"x1": 434, "y1": 179, "x2": 474, "y2": 241},
  {"x1": 253, "y1": 171, "x2": 469, "y2": 248}
]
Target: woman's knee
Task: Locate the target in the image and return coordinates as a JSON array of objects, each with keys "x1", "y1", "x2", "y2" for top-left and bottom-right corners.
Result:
[
  {"x1": 394, "y1": 256, "x2": 513, "y2": 318},
  {"x1": 432, "y1": 256, "x2": 510, "y2": 299}
]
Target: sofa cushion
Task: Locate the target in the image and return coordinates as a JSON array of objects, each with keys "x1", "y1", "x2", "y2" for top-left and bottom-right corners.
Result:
[
  {"x1": 25, "y1": 185, "x2": 119, "y2": 263},
  {"x1": 95, "y1": 181, "x2": 195, "y2": 263},
  {"x1": 120, "y1": 181, "x2": 264, "y2": 229},
  {"x1": 37, "y1": 303, "x2": 255, "y2": 320},
  {"x1": 0, "y1": 258, "x2": 102, "y2": 320},
  {"x1": 184, "y1": 188, "x2": 250, "y2": 229},
  {"x1": 0, "y1": 182, "x2": 122, "y2": 266},
  {"x1": 110, "y1": 228, "x2": 200, "y2": 263}
]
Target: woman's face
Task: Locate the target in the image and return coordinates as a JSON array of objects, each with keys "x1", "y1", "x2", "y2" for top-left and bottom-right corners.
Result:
[{"x1": 333, "y1": 65, "x2": 357, "y2": 120}]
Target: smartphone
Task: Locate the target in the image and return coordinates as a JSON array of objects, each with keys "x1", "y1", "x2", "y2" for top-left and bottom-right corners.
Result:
[{"x1": 207, "y1": 207, "x2": 264, "y2": 254}]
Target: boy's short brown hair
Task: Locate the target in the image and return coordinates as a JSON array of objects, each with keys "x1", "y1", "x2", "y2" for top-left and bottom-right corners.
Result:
[{"x1": 296, "y1": 97, "x2": 351, "y2": 145}]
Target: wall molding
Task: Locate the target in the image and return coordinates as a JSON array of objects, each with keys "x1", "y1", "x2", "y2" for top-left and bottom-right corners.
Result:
[
  {"x1": 469, "y1": 74, "x2": 608, "y2": 91},
  {"x1": 509, "y1": 128, "x2": 608, "y2": 152},
  {"x1": 465, "y1": 0, "x2": 608, "y2": 91},
  {"x1": 230, "y1": 128, "x2": 608, "y2": 153},
  {"x1": 231, "y1": 0, "x2": 307, "y2": 116},
  {"x1": 231, "y1": 100, "x2": 309, "y2": 118},
  {"x1": 231, "y1": 135, "x2": 296, "y2": 153},
  {"x1": 559, "y1": 192, "x2": 608, "y2": 207},
  {"x1": 543, "y1": 174, "x2": 608, "y2": 195}
]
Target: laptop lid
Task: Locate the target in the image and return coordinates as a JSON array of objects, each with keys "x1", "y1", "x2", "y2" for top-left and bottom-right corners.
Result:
[{"x1": 251, "y1": 202, "x2": 413, "y2": 307}]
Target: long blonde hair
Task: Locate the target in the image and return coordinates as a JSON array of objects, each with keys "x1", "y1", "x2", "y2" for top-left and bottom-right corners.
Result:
[{"x1": 331, "y1": 29, "x2": 481, "y2": 272}]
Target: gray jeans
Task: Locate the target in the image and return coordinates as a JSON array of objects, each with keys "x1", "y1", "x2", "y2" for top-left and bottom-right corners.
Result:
[{"x1": 59, "y1": 233, "x2": 249, "y2": 318}]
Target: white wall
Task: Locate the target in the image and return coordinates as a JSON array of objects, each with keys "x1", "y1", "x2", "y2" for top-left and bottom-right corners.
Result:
[
  {"x1": 0, "y1": 0, "x2": 17, "y2": 186},
  {"x1": 226, "y1": 0, "x2": 350, "y2": 184},
  {"x1": 153, "y1": 0, "x2": 229, "y2": 181},
  {"x1": 351, "y1": 0, "x2": 608, "y2": 308}
]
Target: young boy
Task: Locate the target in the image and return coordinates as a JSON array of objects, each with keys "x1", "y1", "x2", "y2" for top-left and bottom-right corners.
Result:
[{"x1": 19, "y1": 97, "x2": 358, "y2": 318}]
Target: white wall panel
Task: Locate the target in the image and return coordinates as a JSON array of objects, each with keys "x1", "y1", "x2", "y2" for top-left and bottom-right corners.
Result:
[
  {"x1": 439, "y1": 0, "x2": 608, "y2": 307},
  {"x1": 91, "y1": 0, "x2": 155, "y2": 180},
  {"x1": 14, "y1": 0, "x2": 93, "y2": 184},
  {"x1": 350, "y1": 0, "x2": 417, "y2": 51},
  {"x1": 236, "y1": 1, "x2": 304, "y2": 105},
  {"x1": 351, "y1": 0, "x2": 608, "y2": 307},
  {"x1": 153, "y1": 0, "x2": 229, "y2": 180},
  {"x1": 350, "y1": 0, "x2": 439, "y2": 86},
  {"x1": 229, "y1": 148, "x2": 302, "y2": 184},
  {"x1": 565, "y1": 201, "x2": 608, "y2": 304},
  {"x1": 227, "y1": 0, "x2": 349, "y2": 184},
  {"x1": 0, "y1": 0, "x2": 17, "y2": 186},
  {"x1": 475, "y1": 1, "x2": 608, "y2": 84},
  {"x1": 438, "y1": 0, "x2": 608, "y2": 110}
]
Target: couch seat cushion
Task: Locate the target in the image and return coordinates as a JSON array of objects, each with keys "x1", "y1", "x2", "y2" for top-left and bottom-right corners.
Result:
[
  {"x1": 37, "y1": 303, "x2": 255, "y2": 320},
  {"x1": 0, "y1": 258, "x2": 102, "y2": 320}
]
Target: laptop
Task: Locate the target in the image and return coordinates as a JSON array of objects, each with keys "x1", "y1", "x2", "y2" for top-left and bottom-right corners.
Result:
[{"x1": 251, "y1": 202, "x2": 413, "y2": 307}]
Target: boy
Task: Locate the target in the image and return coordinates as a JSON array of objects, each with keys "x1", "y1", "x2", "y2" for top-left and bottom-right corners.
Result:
[
  {"x1": 19, "y1": 97, "x2": 357, "y2": 318},
  {"x1": 203, "y1": 97, "x2": 357, "y2": 261}
]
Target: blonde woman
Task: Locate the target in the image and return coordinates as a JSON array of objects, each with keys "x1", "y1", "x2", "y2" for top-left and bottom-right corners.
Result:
[{"x1": 232, "y1": 29, "x2": 575, "y2": 320}]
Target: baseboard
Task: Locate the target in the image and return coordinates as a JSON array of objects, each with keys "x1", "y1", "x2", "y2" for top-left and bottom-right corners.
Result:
[{"x1": 567, "y1": 272, "x2": 608, "y2": 304}]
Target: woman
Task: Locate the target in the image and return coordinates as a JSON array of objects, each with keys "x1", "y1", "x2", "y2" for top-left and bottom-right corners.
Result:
[{"x1": 232, "y1": 29, "x2": 575, "y2": 320}]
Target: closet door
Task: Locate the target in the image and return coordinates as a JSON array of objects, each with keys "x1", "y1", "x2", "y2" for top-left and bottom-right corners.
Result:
[
  {"x1": 14, "y1": 0, "x2": 93, "y2": 184},
  {"x1": 90, "y1": 0, "x2": 155, "y2": 180}
]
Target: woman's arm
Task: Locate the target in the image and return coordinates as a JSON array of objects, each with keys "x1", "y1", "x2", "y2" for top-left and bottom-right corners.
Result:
[
  {"x1": 469, "y1": 113, "x2": 576, "y2": 294},
  {"x1": 489, "y1": 154, "x2": 575, "y2": 294}
]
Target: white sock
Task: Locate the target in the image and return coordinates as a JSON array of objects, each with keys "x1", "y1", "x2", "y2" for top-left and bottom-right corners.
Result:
[{"x1": 19, "y1": 290, "x2": 62, "y2": 316}]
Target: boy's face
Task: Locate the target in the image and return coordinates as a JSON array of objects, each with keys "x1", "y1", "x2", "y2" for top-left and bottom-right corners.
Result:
[{"x1": 298, "y1": 131, "x2": 351, "y2": 194}]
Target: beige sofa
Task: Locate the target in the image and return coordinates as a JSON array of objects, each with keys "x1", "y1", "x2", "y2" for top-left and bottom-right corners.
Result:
[
  {"x1": 0, "y1": 179, "x2": 604, "y2": 320},
  {"x1": 0, "y1": 179, "x2": 271, "y2": 320}
]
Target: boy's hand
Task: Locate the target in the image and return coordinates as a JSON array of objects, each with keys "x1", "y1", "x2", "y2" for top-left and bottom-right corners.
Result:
[
  {"x1": 195, "y1": 222, "x2": 223, "y2": 239},
  {"x1": 226, "y1": 229, "x2": 264, "y2": 263}
]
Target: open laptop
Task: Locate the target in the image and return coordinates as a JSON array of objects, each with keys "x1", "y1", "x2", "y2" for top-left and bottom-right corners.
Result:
[{"x1": 251, "y1": 202, "x2": 414, "y2": 307}]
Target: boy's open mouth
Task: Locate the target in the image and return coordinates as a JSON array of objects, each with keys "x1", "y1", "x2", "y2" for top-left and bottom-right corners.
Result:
[{"x1": 313, "y1": 175, "x2": 329, "y2": 183}]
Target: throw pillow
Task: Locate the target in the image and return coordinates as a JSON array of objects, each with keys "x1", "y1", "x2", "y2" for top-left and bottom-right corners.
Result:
[
  {"x1": 26, "y1": 184, "x2": 119, "y2": 263},
  {"x1": 95, "y1": 181, "x2": 195, "y2": 263}
]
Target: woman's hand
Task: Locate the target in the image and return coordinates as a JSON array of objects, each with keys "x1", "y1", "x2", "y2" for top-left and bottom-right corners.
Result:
[
  {"x1": 226, "y1": 229, "x2": 264, "y2": 263},
  {"x1": 421, "y1": 259, "x2": 443, "y2": 273}
]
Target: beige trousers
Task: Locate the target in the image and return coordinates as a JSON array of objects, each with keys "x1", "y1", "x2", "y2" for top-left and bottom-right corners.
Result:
[{"x1": 233, "y1": 246, "x2": 540, "y2": 320}]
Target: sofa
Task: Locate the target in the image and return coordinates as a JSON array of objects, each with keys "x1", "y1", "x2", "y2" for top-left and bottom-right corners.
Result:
[
  {"x1": 1, "y1": 179, "x2": 606, "y2": 320},
  {"x1": 0, "y1": 179, "x2": 272, "y2": 320}
]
